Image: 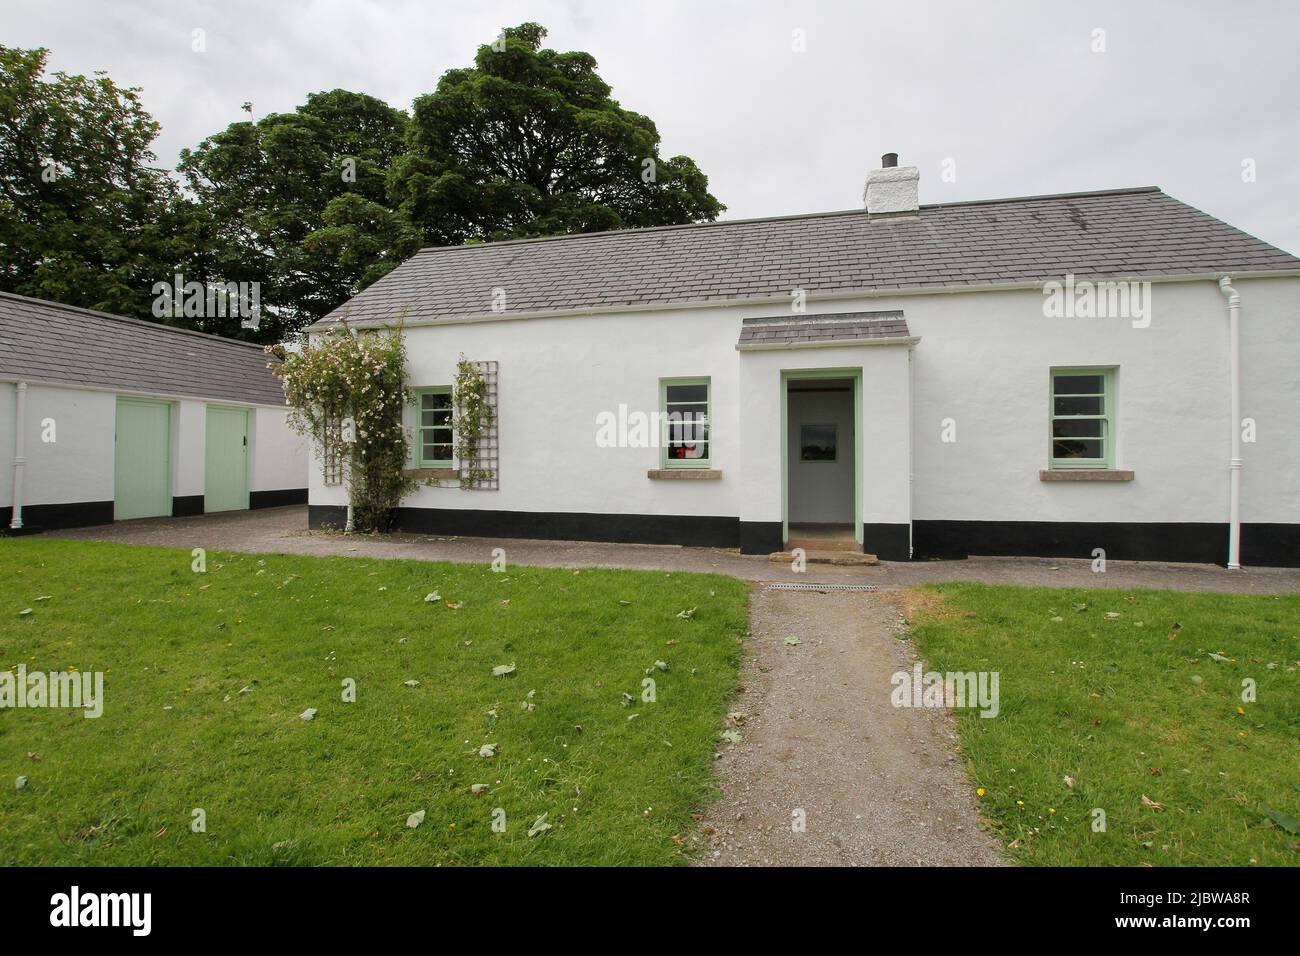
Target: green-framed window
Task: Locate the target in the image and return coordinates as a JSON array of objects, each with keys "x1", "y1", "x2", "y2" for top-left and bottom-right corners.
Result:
[
  {"x1": 1049, "y1": 367, "x2": 1115, "y2": 469},
  {"x1": 660, "y1": 377, "x2": 711, "y2": 468},
  {"x1": 415, "y1": 387, "x2": 453, "y2": 468}
]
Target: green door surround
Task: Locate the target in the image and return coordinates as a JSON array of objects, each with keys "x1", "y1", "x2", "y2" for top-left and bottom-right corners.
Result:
[
  {"x1": 114, "y1": 398, "x2": 172, "y2": 520},
  {"x1": 204, "y1": 405, "x2": 250, "y2": 513},
  {"x1": 780, "y1": 368, "x2": 864, "y2": 547}
]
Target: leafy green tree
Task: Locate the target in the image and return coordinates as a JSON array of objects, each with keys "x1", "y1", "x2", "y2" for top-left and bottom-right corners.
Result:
[
  {"x1": 0, "y1": 46, "x2": 186, "y2": 318},
  {"x1": 393, "y1": 22, "x2": 725, "y2": 245},
  {"x1": 178, "y1": 89, "x2": 412, "y2": 338}
]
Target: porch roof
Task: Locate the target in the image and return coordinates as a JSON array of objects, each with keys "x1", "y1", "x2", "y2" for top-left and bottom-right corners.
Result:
[{"x1": 736, "y1": 311, "x2": 912, "y2": 350}]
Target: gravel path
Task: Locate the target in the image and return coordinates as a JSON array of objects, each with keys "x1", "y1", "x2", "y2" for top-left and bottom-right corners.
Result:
[
  {"x1": 46, "y1": 506, "x2": 1300, "y2": 594},
  {"x1": 690, "y1": 585, "x2": 1005, "y2": 866}
]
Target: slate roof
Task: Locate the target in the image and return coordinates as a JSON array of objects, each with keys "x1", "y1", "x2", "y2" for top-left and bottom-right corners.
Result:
[
  {"x1": 737, "y1": 311, "x2": 911, "y2": 349},
  {"x1": 310, "y1": 187, "x2": 1300, "y2": 329},
  {"x1": 0, "y1": 292, "x2": 287, "y2": 406}
]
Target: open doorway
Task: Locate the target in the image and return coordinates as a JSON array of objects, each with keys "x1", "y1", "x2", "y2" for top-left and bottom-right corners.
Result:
[{"x1": 784, "y1": 374, "x2": 859, "y2": 550}]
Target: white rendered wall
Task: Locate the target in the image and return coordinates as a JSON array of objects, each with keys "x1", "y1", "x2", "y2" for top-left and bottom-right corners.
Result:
[
  {"x1": 0, "y1": 381, "x2": 305, "y2": 517},
  {"x1": 307, "y1": 272, "x2": 1299, "y2": 530},
  {"x1": 0, "y1": 384, "x2": 116, "y2": 506},
  {"x1": 250, "y1": 406, "x2": 307, "y2": 493},
  {"x1": 174, "y1": 400, "x2": 205, "y2": 499}
]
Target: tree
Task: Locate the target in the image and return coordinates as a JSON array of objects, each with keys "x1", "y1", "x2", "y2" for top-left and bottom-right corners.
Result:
[
  {"x1": 178, "y1": 89, "x2": 413, "y2": 339},
  {"x1": 0, "y1": 46, "x2": 186, "y2": 318},
  {"x1": 392, "y1": 22, "x2": 725, "y2": 246}
]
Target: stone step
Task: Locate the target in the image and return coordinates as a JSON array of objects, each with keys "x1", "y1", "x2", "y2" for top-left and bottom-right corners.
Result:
[
  {"x1": 768, "y1": 549, "x2": 879, "y2": 566},
  {"x1": 785, "y1": 537, "x2": 860, "y2": 552}
]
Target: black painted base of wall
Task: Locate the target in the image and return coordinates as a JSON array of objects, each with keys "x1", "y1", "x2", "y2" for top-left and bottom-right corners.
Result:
[
  {"x1": 251, "y1": 488, "x2": 308, "y2": 509},
  {"x1": 310, "y1": 504, "x2": 742, "y2": 549},
  {"x1": 305, "y1": 505, "x2": 1300, "y2": 568},
  {"x1": 912, "y1": 520, "x2": 1300, "y2": 568},
  {"x1": 863, "y1": 523, "x2": 911, "y2": 562},
  {"x1": 172, "y1": 495, "x2": 204, "y2": 517},
  {"x1": 0, "y1": 501, "x2": 114, "y2": 534},
  {"x1": 739, "y1": 521, "x2": 782, "y2": 555}
]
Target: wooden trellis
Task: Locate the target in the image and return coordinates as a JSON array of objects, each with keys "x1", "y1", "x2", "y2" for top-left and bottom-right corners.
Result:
[{"x1": 460, "y1": 360, "x2": 499, "y2": 490}]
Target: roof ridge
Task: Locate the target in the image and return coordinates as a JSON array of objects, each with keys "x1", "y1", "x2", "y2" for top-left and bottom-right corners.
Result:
[
  {"x1": 0, "y1": 291, "x2": 271, "y2": 352},
  {"x1": 405, "y1": 186, "x2": 1167, "y2": 256}
]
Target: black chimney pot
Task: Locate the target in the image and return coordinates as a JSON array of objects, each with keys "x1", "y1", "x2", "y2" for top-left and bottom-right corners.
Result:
[{"x1": 881, "y1": 153, "x2": 898, "y2": 168}]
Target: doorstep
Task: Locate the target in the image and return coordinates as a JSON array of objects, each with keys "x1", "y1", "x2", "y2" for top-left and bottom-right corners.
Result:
[{"x1": 768, "y1": 549, "x2": 879, "y2": 566}]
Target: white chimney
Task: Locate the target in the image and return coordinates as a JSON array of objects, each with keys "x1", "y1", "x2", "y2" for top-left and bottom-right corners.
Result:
[{"x1": 864, "y1": 152, "x2": 919, "y2": 217}]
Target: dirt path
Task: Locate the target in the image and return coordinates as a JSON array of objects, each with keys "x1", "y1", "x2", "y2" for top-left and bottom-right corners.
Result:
[{"x1": 691, "y1": 585, "x2": 1005, "y2": 866}]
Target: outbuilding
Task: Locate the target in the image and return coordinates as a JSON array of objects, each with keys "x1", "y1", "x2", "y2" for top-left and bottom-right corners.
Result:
[{"x1": 1, "y1": 292, "x2": 306, "y2": 531}]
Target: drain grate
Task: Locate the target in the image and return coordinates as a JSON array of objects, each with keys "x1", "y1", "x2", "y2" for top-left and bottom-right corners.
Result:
[{"x1": 765, "y1": 582, "x2": 878, "y2": 592}]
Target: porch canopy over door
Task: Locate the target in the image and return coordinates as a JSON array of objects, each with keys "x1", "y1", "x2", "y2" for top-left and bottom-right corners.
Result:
[{"x1": 735, "y1": 311, "x2": 918, "y2": 560}]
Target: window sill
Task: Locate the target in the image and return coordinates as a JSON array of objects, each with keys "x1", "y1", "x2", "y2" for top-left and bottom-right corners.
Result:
[
  {"x1": 404, "y1": 467, "x2": 458, "y2": 480},
  {"x1": 647, "y1": 468, "x2": 722, "y2": 480},
  {"x1": 1039, "y1": 469, "x2": 1134, "y2": 482}
]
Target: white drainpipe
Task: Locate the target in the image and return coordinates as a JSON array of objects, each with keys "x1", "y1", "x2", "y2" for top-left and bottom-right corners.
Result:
[
  {"x1": 1217, "y1": 276, "x2": 1242, "y2": 570},
  {"x1": 10, "y1": 380, "x2": 28, "y2": 530}
]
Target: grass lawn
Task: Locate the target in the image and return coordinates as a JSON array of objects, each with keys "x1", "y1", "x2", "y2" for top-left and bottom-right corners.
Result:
[
  {"x1": 0, "y1": 538, "x2": 749, "y2": 866},
  {"x1": 905, "y1": 583, "x2": 1300, "y2": 866}
]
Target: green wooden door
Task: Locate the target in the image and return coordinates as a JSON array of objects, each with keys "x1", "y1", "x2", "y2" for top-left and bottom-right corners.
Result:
[
  {"x1": 205, "y1": 406, "x2": 249, "y2": 513},
  {"x1": 114, "y1": 398, "x2": 172, "y2": 520}
]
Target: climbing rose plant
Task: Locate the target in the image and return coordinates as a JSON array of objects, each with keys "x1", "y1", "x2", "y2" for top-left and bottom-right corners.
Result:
[{"x1": 269, "y1": 321, "x2": 414, "y2": 532}]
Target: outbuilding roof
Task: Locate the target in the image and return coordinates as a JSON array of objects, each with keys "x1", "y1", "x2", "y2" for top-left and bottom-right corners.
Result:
[
  {"x1": 310, "y1": 186, "x2": 1300, "y2": 329},
  {"x1": 0, "y1": 292, "x2": 287, "y2": 406}
]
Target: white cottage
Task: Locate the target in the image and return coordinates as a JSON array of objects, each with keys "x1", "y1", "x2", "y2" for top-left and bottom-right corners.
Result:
[
  {"x1": 308, "y1": 156, "x2": 1300, "y2": 567},
  {"x1": 0, "y1": 293, "x2": 306, "y2": 531}
]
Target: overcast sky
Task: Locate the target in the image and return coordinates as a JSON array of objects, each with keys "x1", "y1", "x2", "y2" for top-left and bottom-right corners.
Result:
[{"x1": 7, "y1": 0, "x2": 1299, "y2": 253}]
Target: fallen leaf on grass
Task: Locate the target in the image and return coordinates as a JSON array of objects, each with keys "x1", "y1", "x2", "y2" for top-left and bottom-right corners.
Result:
[
  {"x1": 491, "y1": 663, "x2": 516, "y2": 677},
  {"x1": 478, "y1": 743, "x2": 499, "y2": 758},
  {"x1": 1264, "y1": 809, "x2": 1300, "y2": 834},
  {"x1": 528, "y1": 813, "x2": 552, "y2": 837},
  {"x1": 1141, "y1": 795, "x2": 1165, "y2": 811},
  {"x1": 676, "y1": 607, "x2": 696, "y2": 620},
  {"x1": 299, "y1": 708, "x2": 317, "y2": 721},
  {"x1": 406, "y1": 810, "x2": 425, "y2": 828}
]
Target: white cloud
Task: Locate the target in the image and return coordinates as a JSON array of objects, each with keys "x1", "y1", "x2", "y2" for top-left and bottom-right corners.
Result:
[{"x1": 6, "y1": 0, "x2": 1298, "y2": 252}]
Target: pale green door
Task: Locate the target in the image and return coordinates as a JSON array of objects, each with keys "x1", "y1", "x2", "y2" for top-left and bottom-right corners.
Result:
[
  {"x1": 205, "y1": 406, "x2": 249, "y2": 513},
  {"x1": 115, "y1": 398, "x2": 172, "y2": 520}
]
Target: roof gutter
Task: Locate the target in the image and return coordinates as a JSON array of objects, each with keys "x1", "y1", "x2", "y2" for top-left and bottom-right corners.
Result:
[
  {"x1": 1217, "y1": 276, "x2": 1242, "y2": 570},
  {"x1": 9, "y1": 381, "x2": 27, "y2": 530}
]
